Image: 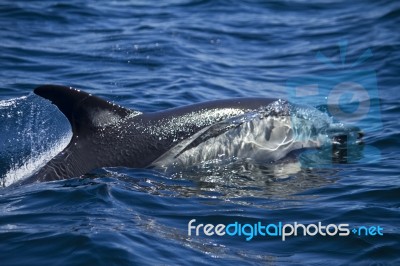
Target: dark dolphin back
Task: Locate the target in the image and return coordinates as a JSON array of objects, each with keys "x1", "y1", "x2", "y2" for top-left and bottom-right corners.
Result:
[
  {"x1": 34, "y1": 85, "x2": 134, "y2": 136},
  {"x1": 144, "y1": 98, "x2": 277, "y2": 121}
]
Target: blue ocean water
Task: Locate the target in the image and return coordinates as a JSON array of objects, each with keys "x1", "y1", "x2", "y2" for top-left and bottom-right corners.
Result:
[{"x1": 0, "y1": 0, "x2": 399, "y2": 265}]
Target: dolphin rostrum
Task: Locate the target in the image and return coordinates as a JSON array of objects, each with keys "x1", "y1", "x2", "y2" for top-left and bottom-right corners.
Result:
[{"x1": 17, "y1": 85, "x2": 361, "y2": 185}]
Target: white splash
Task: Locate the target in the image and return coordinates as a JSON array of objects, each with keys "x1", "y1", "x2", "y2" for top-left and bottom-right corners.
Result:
[
  {"x1": 1, "y1": 134, "x2": 71, "y2": 187},
  {"x1": 0, "y1": 96, "x2": 27, "y2": 109}
]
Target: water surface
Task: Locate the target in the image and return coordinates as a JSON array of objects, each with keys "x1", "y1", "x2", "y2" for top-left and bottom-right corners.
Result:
[{"x1": 0, "y1": 0, "x2": 399, "y2": 265}]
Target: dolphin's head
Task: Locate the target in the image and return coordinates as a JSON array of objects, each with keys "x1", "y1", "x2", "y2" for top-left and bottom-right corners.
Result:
[{"x1": 286, "y1": 103, "x2": 364, "y2": 164}]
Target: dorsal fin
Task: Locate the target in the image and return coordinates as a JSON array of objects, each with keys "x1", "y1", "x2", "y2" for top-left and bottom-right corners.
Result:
[{"x1": 34, "y1": 85, "x2": 137, "y2": 136}]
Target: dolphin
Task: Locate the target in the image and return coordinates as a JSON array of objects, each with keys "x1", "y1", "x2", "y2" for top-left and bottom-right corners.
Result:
[{"x1": 16, "y1": 85, "x2": 362, "y2": 185}]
